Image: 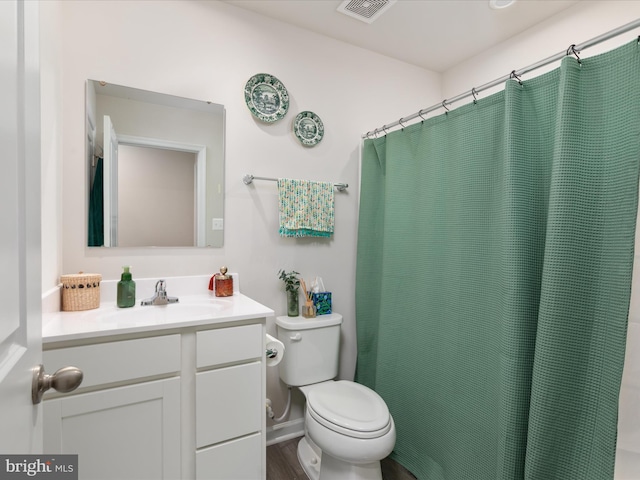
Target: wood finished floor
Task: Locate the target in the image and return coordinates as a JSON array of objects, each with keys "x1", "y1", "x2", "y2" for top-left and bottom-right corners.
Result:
[{"x1": 266, "y1": 436, "x2": 417, "y2": 480}]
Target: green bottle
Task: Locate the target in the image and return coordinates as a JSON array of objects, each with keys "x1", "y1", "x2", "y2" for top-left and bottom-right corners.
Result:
[{"x1": 117, "y1": 266, "x2": 136, "y2": 308}]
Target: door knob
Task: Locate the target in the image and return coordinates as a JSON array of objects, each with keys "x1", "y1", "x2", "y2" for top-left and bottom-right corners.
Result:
[{"x1": 32, "y1": 364, "x2": 83, "y2": 404}]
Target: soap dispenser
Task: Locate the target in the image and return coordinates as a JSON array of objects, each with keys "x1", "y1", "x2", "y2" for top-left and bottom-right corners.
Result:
[{"x1": 117, "y1": 266, "x2": 136, "y2": 308}]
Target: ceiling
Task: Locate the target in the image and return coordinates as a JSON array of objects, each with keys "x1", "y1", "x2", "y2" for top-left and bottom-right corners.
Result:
[{"x1": 224, "y1": 0, "x2": 581, "y2": 72}]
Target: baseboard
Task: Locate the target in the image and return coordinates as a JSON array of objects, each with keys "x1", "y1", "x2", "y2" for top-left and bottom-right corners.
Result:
[{"x1": 266, "y1": 418, "x2": 305, "y2": 446}]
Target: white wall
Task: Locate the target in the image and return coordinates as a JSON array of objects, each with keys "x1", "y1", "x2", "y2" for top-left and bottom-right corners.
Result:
[
  {"x1": 441, "y1": 2, "x2": 640, "y2": 476},
  {"x1": 442, "y1": 1, "x2": 640, "y2": 101},
  {"x1": 40, "y1": 0, "x2": 64, "y2": 297},
  {"x1": 619, "y1": 207, "x2": 640, "y2": 477},
  {"x1": 117, "y1": 145, "x2": 196, "y2": 247},
  {"x1": 45, "y1": 0, "x2": 440, "y2": 430}
]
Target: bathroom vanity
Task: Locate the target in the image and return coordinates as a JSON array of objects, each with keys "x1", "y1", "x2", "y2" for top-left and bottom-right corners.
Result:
[{"x1": 42, "y1": 282, "x2": 273, "y2": 480}]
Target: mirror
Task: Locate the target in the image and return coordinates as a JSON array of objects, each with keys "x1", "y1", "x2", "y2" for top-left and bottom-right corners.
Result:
[{"x1": 86, "y1": 80, "x2": 225, "y2": 248}]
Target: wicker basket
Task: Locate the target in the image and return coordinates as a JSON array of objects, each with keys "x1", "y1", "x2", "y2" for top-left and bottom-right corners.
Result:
[{"x1": 60, "y1": 273, "x2": 102, "y2": 311}]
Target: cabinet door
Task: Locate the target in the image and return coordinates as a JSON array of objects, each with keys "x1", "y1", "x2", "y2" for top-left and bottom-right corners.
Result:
[{"x1": 44, "y1": 378, "x2": 180, "y2": 480}]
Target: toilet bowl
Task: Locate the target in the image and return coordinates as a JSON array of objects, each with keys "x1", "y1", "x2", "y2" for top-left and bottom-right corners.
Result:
[
  {"x1": 276, "y1": 313, "x2": 395, "y2": 480},
  {"x1": 298, "y1": 380, "x2": 396, "y2": 480},
  {"x1": 301, "y1": 381, "x2": 396, "y2": 480}
]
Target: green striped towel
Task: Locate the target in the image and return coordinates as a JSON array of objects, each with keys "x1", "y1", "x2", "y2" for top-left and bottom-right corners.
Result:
[{"x1": 277, "y1": 178, "x2": 334, "y2": 238}]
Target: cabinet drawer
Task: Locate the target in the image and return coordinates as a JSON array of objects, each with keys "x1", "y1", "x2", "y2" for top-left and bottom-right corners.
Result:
[
  {"x1": 196, "y1": 323, "x2": 262, "y2": 368},
  {"x1": 196, "y1": 433, "x2": 262, "y2": 480},
  {"x1": 44, "y1": 335, "x2": 181, "y2": 390},
  {"x1": 196, "y1": 362, "x2": 261, "y2": 448}
]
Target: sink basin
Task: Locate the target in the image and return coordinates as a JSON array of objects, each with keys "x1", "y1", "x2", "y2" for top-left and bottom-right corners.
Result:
[{"x1": 82, "y1": 298, "x2": 229, "y2": 325}]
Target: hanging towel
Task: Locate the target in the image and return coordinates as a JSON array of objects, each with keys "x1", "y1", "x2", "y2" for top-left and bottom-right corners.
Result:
[{"x1": 277, "y1": 178, "x2": 334, "y2": 238}]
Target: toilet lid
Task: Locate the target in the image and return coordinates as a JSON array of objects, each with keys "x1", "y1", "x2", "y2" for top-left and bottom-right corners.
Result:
[{"x1": 307, "y1": 381, "x2": 391, "y2": 439}]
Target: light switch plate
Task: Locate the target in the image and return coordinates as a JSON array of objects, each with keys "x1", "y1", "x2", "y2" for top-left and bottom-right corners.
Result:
[{"x1": 212, "y1": 218, "x2": 223, "y2": 230}]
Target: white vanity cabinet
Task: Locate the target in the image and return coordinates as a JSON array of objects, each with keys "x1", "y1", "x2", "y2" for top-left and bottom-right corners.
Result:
[
  {"x1": 42, "y1": 317, "x2": 267, "y2": 480},
  {"x1": 43, "y1": 335, "x2": 182, "y2": 479}
]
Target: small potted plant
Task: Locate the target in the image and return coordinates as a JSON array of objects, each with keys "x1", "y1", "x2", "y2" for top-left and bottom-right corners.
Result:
[{"x1": 278, "y1": 270, "x2": 300, "y2": 317}]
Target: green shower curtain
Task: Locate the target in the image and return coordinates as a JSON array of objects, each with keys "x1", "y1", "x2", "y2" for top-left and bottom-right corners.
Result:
[
  {"x1": 356, "y1": 40, "x2": 640, "y2": 480},
  {"x1": 88, "y1": 157, "x2": 104, "y2": 247}
]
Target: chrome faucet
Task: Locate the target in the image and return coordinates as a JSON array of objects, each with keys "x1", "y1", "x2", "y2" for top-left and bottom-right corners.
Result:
[{"x1": 140, "y1": 279, "x2": 179, "y2": 306}]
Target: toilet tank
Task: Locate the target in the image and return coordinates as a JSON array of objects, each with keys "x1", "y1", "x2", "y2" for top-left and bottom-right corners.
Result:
[{"x1": 275, "y1": 313, "x2": 343, "y2": 386}]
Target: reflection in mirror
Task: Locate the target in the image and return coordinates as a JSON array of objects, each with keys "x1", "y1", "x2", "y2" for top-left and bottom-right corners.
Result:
[{"x1": 86, "y1": 80, "x2": 225, "y2": 248}]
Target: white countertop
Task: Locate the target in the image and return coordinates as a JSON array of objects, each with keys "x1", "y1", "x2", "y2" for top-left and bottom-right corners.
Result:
[{"x1": 43, "y1": 275, "x2": 274, "y2": 344}]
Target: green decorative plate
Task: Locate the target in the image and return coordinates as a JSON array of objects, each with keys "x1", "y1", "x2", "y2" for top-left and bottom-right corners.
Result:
[
  {"x1": 244, "y1": 73, "x2": 289, "y2": 123},
  {"x1": 293, "y1": 111, "x2": 324, "y2": 147}
]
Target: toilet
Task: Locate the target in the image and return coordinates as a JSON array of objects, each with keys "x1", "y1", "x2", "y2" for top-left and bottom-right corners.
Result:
[{"x1": 276, "y1": 313, "x2": 396, "y2": 480}]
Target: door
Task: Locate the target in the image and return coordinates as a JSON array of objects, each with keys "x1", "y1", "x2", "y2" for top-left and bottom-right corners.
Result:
[
  {"x1": 103, "y1": 115, "x2": 119, "y2": 247},
  {"x1": 0, "y1": 0, "x2": 43, "y2": 452}
]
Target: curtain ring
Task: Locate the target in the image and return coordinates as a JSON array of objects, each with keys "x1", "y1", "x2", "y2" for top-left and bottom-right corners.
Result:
[
  {"x1": 471, "y1": 87, "x2": 478, "y2": 105},
  {"x1": 418, "y1": 109, "x2": 427, "y2": 122},
  {"x1": 567, "y1": 44, "x2": 581, "y2": 64},
  {"x1": 442, "y1": 100, "x2": 449, "y2": 112},
  {"x1": 382, "y1": 125, "x2": 389, "y2": 135},
  {"x1": 399, "y1": 117, "x2": 406, "y2": 130},
  {"x1": 510, "y1": 70, "x2": 523, "y2": 86}
]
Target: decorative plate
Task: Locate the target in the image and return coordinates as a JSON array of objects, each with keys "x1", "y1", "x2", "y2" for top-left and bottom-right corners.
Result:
[
  {"x1": 244, "y1": 73, "x2": 289, "y2": 123},
  {"x1": 293, "y1": 111, "x2": 324, "y2": 147}
]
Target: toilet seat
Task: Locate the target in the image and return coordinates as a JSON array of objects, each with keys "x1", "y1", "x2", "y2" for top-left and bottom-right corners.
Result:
[{"x1": 306, "y1": 381, "x2": 391, "y2": 439}]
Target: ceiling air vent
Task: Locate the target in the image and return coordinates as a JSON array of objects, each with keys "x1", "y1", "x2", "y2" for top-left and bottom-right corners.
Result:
[{"x1": 337, "y1": 0, "x2": 397, "y2": 24}]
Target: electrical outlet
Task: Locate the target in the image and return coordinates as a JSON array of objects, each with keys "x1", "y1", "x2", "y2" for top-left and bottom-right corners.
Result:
[{"x1": 211, "y1": 218, "x2": 223, "y2": 230}]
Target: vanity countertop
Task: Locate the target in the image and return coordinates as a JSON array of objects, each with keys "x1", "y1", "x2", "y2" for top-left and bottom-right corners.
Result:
[{"x1": 42, "y1": 292, "x2": 274, "y2": 345}]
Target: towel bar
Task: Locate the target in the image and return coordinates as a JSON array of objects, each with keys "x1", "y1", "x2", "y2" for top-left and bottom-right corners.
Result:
[{"x1": 243, "y1": 174, "x2": 348, "y2": 192}]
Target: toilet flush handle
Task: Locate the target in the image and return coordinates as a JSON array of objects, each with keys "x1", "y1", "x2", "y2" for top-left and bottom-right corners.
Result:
[{"x1": 290, "y1": 332, "x2": 302, "y2": 342}]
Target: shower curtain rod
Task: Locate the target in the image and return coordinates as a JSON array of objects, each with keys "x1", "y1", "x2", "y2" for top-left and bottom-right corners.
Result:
[{"x1": 362, "y1": 18, "x2": 640, "y2": 139}]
